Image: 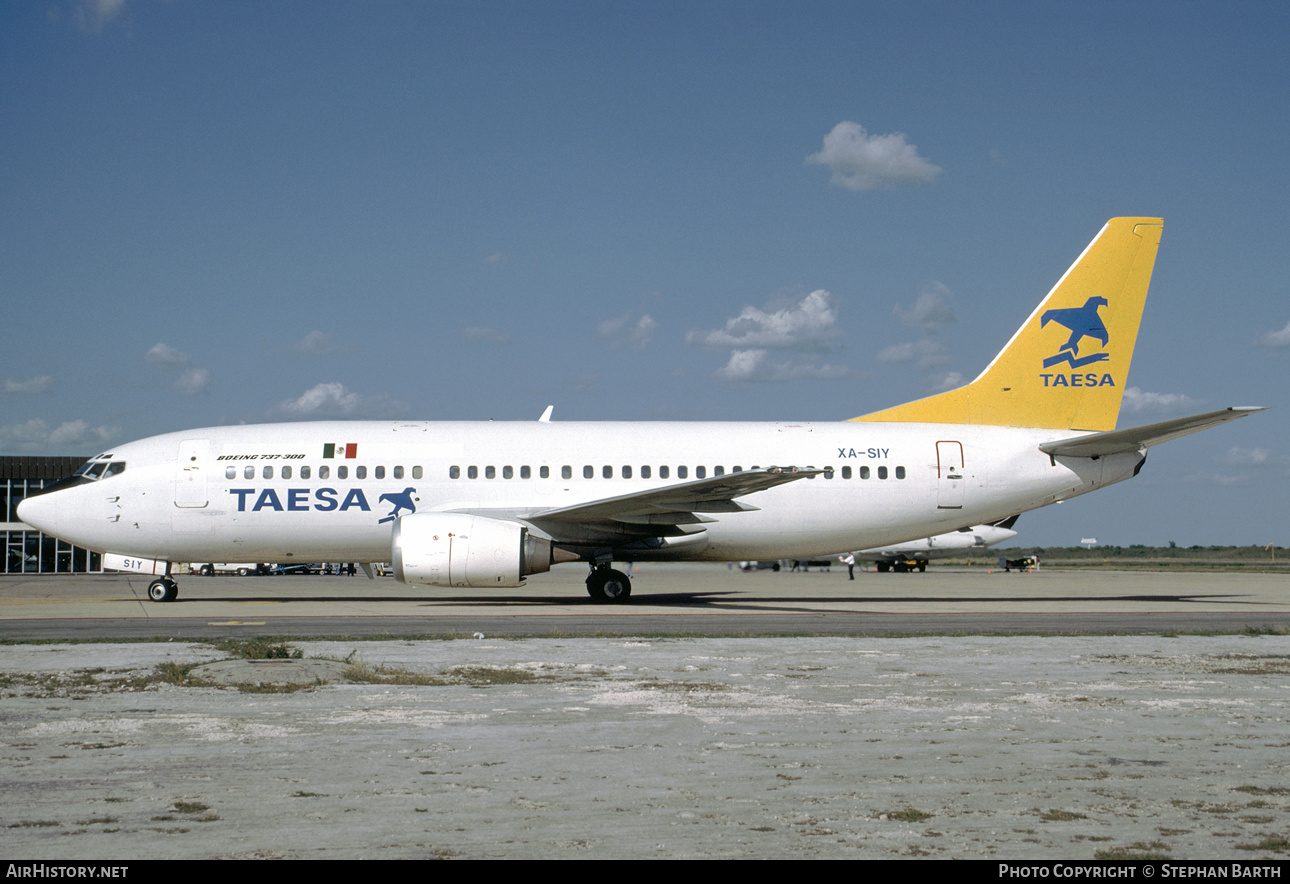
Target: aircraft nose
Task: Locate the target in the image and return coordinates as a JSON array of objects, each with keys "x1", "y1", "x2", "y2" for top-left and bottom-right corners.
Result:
[{"x1": 16, "y1": 492, "x2": 56, "y2": 535}]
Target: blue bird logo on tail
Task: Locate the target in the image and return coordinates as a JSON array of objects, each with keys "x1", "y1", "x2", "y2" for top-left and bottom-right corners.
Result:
[
  {"x1": 377, "y1": 487, "x2": 418, "y2": 524},
  {"x1": 1040, "y1": 296, "x2": 1111, "y2": 368}
]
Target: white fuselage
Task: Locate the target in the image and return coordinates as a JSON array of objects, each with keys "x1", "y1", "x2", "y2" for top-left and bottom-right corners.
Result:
[{"x1": 19, "y1": 419, "x2": 1142, "y2": 569}]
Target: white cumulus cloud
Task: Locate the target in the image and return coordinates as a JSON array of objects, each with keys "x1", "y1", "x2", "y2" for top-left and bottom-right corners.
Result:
[
  {"x1": 714, "y1": 350, "x2": 850, "y2": 383},
  {"x1": 894, "y1": 282, "x2": 957, "y2": 334},
  {"x1": 3, "y1": 376, "x2": 54, "y2": 394},
  {"x1": 687, "y1": 290, "x2": 841, "y2": 353},
  {"x1": 597, "y1": 312, "x2": 658, "y2": 352},
  {"x1": 1120, "y1": 386, "x2": 1202, "y2": 416},
  {"x1": 689, "y1": 290, "x2": 851, "y2": 383},
  {"x1": 806, "y1": 121, "x2": 942, "y2": 192},
  {"x1": 1255, "y1": 320, "x2": 1290, "y2": 348},
  {"x1": 0, "y1": 419, "x2": 119, "y2": 453},
  {"x1": 274, "y1": 383, "x2": 407, "y2": 419},
  {"x1": 75, "y1": 0, "x2": 125, "y2": 32},
  {"x1": 288, "y1": 331, "x2": 351, "y2": 355},
  {"x1": 876, "y1": 338, "x2": 951, "y2": 369},
  {"x1": 145, "y1": 342, "x2": 192, "y2": 368},
  {"x1": 1221, "y1": 446, "x2": 1275, "y2": 467},
  {"x1": 463, "y1": 326, "x2": 511, "y2": 344},
  {"x1": 145, "y1": 343, "x2": 210, "y2": 394}
]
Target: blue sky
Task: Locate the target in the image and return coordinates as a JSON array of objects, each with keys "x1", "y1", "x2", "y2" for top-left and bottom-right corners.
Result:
[{"x1": 2, "y1": 0, "x2": 1286, "y2": 547}]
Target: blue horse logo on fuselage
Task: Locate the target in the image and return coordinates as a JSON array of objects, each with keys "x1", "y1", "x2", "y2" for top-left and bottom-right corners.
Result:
[{"x1": 378, "y1": 487, "x2": 418, "y2": 524}]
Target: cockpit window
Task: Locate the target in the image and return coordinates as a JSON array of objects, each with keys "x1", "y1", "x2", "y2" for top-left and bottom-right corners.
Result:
[
  {"x1": 37, "y1": 459, "x2": 128, "y2": 496},
  {"x1": 73, "y1": 460, "x2": 126, "y2": 481}
]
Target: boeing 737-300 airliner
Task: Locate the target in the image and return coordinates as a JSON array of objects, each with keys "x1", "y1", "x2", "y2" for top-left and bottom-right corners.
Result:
[{"x1": 17, "y1": 218, "x2": 1264, "y2": 603}]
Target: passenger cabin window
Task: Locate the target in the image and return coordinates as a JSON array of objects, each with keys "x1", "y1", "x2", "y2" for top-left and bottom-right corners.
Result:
[
  {"x1": 413, "y1": 466, "x2": 422, "y2": 479},
  {"x1": 356, "y1": 466, "x2": 366, "y2": 479},
  {"x1": 660, "y1": 466, "x2": 670, "y2": 479},
  {"x1": 842, "y1": 466, "x2": 852, "y2": 479},
  {"x1": 450, "y1": 466, "x2": 460, "y2": 479},
  {"x1": 263, "y1": 466, "x2": 273, "y2": 480},
  {"x1": 338, "y1": 466, "x2": 348, "y2": 479},
  {"x1": 583, "y1": 466, "x2": 593, "y2": 479},
  {"x1": 319, "y1": 466, "x2": 329, "y2": 479},
  {"x1": 678, "y1": 466, "x2": 688, "y2": 479},
  {"x1": 226, "y1": 466, "x2": 236, "y2": 479},
  {"x1": 394, "y1": 466, "x2": 404, "y2": 479},
  {"x1": 503, "y1": 466, "x2": 513, "y2": 479},
  {"x1": 878, "y1": 466, "x2": 888, "y2": 479},
  {"x1": 486, "y1": 466, "x2": 496, "y2": 479},
  {"x1": 696, "y1": 466, "x2": 706, "y2": 479},
  {"x1": 860, "y1": 466, "x2": 870, "y2": 479},
  {"x1": 282, "y1": 466, "x2": 292, "y2": 479},
  {"x1": 895, "y1": 466, "x2": 906, "y2": 479},
  {"x1": 561, "y1": 466, "x2": 571, "y2": 479},
  {"x1": 641, "y1": 465, "x2": 651, "y2": 479},
  {"x1": 375, "y1": 466, "x2": 385, "y2": 479},
  {"x1": 468, "y1": 466, "x2": 478, "y2": 479},
  {"x1": 301, "y1": 465, "x2": 311, "y2": 479},
  {"x1": 244, "y1": 466, "x2": 254, "y2": 480}
]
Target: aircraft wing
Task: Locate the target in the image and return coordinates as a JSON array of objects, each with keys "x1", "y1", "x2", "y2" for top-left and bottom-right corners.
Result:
[
  {"x1": 1039, "y1": 407, "x2": 1266, "y2": 458},
  {"x1": 514, "y1": 467, "x2": 823, "y2": 542}
]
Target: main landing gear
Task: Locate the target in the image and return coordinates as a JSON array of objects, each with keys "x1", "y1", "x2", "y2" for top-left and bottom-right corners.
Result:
[
  {"x1": 585, "y1": 564, "x2": 632, "y2": 603},
  {"x1": 147, "y1": 575, "x2": 178, "y2": 603}
]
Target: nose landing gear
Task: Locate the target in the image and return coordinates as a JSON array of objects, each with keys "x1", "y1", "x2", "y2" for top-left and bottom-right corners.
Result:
[{"x1": 147, "y1": 576, "x2": 178, "y2": 603}]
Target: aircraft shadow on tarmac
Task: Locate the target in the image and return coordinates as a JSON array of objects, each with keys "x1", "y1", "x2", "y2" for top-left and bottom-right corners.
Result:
[{"x1": 146, "y1": 590, "x2": 1262, "y2": 611}]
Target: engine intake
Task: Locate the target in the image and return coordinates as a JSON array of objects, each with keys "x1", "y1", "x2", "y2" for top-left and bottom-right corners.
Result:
[{"x1": 392, "y1": 513, "x2": 552, "y2": 587}]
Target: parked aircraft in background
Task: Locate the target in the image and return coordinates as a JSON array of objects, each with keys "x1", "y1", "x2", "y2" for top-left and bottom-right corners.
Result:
[
  {"x1": 17, "y1": 218, "x2": 1262, "y2": 603},
  {"x1": 860, "y1": 516, "x2": 1020, "y2": 572}
]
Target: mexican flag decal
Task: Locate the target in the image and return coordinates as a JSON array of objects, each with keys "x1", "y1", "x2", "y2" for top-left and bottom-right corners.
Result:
[{"x1": 323, "y1": 443, "x2": 358, "y2": 459}]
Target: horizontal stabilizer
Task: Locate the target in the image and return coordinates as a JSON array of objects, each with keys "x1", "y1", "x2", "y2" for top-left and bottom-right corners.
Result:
[{"x1": 1039, "y1": 407, "x2": 1265, "y2": 458}]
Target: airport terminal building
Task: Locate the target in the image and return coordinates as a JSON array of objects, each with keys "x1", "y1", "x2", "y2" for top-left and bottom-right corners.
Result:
[{"x1": 2, "y1": 455, "x2": 104, "y2": 574}]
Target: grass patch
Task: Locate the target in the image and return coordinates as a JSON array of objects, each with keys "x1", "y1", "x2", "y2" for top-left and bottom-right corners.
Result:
[
  {"x1": 342, "y1": 659, "x2": 582, "y2": 687},
  {"x1": 1095, "y1": 841, "x2": 1171, "y2": 860},
  {"x1": 205, "y1": 639, "x2": 302, "y2": 660},
  {"x1": 1236, "y1": 835, "x2": 1290, "y2": 854},
  {"x1": 0, "y1": 663, "x2": 210, "y2": 697},
  {"x1": 886, "y1": 807, "x2": 934, "y2": 823},
  {"x1": 1234, "y1": 785, "x2": 1290, "y2": 796},
  {"x1": 1041, "y1": 809, "x2": 1089, "y2": 821},
  {"x1": 171, "y1": 801, "x2": 209, "y2": 814}
]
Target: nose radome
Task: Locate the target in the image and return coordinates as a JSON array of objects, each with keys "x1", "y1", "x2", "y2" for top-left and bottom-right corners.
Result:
[{"x1": 16, "y1": 493, "x2": 56, "y2": 534}]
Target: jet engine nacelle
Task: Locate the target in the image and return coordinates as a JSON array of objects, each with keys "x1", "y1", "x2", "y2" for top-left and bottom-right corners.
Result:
[{"x1": 391, "y1": 513, "x2": 552, "y2": 587}]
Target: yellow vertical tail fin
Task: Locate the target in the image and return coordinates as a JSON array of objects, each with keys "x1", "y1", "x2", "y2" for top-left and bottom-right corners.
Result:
[{"x1": 852, "y1": 217, "x2": 1163, "y2": 431}]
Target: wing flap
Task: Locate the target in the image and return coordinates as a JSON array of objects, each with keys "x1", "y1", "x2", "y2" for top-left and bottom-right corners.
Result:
[
  {"x1": 1039, "y1": 407, "x2": 1265, "y2": 458},
  {"x1": 520, "y1": 467, "x2": 820, "y2": 542}
]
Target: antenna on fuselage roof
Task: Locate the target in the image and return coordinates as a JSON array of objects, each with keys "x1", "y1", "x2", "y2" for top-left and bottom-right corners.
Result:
[{"x1": 539, "y1": 405, "x2": 554, "y2": 422}]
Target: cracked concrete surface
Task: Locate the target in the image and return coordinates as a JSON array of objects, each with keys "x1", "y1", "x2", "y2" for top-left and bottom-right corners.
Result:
[{"x1": 3, "y1": 635, "x2": 1289, "y2": 859}]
